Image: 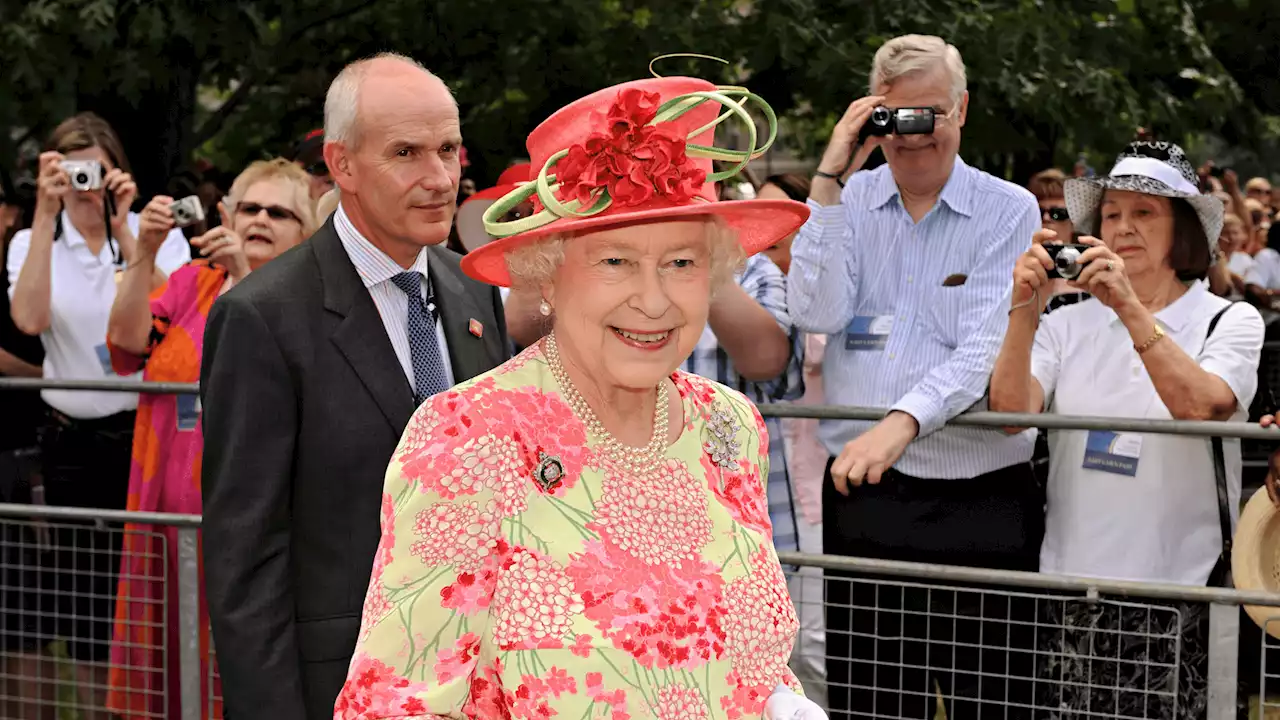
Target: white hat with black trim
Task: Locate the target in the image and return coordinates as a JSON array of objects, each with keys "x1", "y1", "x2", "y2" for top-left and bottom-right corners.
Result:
[{"x1": 1064, "y1": 141, "x2": 1224, "y2": 253}]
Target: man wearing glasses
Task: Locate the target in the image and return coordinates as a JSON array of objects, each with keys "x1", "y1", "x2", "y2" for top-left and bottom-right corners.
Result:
[{"x1": 787, "y1": 34, "x2": 1042, "y2": 718}]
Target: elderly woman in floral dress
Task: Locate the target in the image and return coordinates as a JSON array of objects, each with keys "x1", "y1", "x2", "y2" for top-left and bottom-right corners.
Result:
[{"x1": 334, "y1": 75, "x2": 826, "y2": 719}]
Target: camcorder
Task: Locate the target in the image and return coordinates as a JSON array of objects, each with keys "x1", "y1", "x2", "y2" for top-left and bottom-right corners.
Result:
[
  {"x1": 1043, "y1": 243, "x2": 1091, "y2": 280},
  {"x1": 60, "y1": 160, "x2": 104, "y2": 192},
  {"x1": 169, "y1": 196, "x2": 206, "y2": 228},
  {"x1": 858, "y1": 106, "x2": 937, "y2": 143}
]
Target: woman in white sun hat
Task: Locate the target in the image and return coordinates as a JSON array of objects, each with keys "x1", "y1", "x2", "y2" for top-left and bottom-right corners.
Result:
[{"x1": 990, "y1": 140, "x2": 1264, "y2": 718}]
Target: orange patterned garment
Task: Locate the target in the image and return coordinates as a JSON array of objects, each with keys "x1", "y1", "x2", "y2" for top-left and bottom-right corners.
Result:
[{"x1": 105, "y1": 259, "x2": 225, "y2": 720}]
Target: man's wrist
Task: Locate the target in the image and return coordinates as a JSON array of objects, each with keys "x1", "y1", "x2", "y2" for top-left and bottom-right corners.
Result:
[{"x1": 884, "y1": 410, "x2": 921, "y2": 438}]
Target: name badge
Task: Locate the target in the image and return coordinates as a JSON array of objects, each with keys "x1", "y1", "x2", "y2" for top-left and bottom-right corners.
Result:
[
  {"x1": 176, "y1": 395, "x2": 201, "y2": 432},
  {"x1": 1082, "y1": 430, "x2": 1143, "y2": 477},
  {"x1": 93, "y1": 343, "x2": 114, "y2": 375},
  {"x1": 845, "y1": 315, "x2": 894, "y2": 351}
]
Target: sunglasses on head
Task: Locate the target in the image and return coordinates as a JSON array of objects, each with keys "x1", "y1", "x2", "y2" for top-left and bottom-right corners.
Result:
[
  {"x1": 1042, "y1": 206, "x2": 1070, "y2": 222},
  {"x1": 237, "y1": 202, "x2": 301, "y2": 224}
]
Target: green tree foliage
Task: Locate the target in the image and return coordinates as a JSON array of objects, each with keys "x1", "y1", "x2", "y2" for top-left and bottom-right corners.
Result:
[{"x1": 0, "y1": 0, "x2": 1273, "y2": 195}]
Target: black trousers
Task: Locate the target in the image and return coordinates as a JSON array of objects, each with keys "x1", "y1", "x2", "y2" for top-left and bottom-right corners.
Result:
[{"x1": 822, "y1": 459, "x2": 1044, "y2": 720}]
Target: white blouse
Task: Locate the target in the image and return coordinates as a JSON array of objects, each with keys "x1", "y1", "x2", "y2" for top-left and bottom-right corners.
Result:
[
  {"x1": 6, "y1": 211, "x2": 191, "y2": 419},
  {"x1": 1030, "y1": 282, "x2": 1264, "y2": 585}
]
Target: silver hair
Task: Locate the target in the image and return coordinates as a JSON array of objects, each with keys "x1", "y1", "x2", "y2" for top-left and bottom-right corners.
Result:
[
  {"x1": 869, "y1": 34, "x2": 967, "y2": 106},
  {"x1": 505, "y1": 217, "x2": 746, "y2": 292},
  {"x1": 323, "y1": 52, "x2": 441, "y2": 147}
]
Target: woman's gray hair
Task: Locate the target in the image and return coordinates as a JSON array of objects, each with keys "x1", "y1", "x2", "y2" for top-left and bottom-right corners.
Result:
[
  {"x1": 505, "y1": 217, "x2": 746, "y2": 291},
  {"x1": 869, "y1": 34, "x2": 967, "y2": 106}
]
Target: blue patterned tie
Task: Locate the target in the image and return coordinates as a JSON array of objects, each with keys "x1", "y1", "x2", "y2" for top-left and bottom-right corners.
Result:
[{"x1": 390, "y1": 271, "x2": 450, "y2": 404}]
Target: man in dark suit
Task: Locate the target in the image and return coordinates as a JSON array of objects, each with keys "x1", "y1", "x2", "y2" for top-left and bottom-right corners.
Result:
[{"x1": 200, "y1": 53, "x2": 508, "y2": 720}]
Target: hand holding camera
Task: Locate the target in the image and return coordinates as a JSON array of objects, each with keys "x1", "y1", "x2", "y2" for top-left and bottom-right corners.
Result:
[
  {"x1": 192, "y1": 206, "x2": 250, "y2": 282},
  {"x1": 101, "y1": 168, "x2": 137, "y2": 233},
  {"x1": 137, "y1": 196, "x2": 177, "y2": 259},
  {"x1": 813, "y1": 96, "x2": 886, "y2": 199},
  {"x1": 35, "y1": 152, "x2": 71, "y2": 217}
]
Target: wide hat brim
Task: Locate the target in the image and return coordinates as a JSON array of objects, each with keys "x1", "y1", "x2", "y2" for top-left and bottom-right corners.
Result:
[
  {"x1": 1065, "y1": 174, "x2": 1224, "y2": 250},
  {"x1": 1232, "y1": 486, "x2": 1280, "y2": 638},
  {"x1": 456, "y1": 184, "x2": 521, "y2": 253},
  {"x1": 460, "y1": 198, "x2": 810, "y2": 287}
]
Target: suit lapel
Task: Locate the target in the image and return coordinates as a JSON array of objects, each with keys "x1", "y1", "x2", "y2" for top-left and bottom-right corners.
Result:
[
  {"x1": 428, "y1": 245, "x2": 489, "y2": 383},
  {"x1": 313, "y1": 222, "x2": 415, "y2": 432}
]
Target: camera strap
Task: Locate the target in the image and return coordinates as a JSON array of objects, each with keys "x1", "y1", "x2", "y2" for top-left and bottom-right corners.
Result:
[
  {"x1": 52, "y1": 195, "x2": 122, "y2": 267},
  {"x1": 1203, "y1": 303, "x2": 1236, "y2": 588}
]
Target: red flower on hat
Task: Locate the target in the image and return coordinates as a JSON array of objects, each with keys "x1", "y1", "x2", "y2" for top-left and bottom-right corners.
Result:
[{"x1": 555, "y1": 88, "x2": 707, "y2": 209}]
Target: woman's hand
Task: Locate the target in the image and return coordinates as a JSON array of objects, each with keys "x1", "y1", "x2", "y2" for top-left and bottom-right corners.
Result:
[
  {"x1": 34, "y1": 152, "x2": 70, "y2": 220},
  {"x1": 1011, "y1": 228, "x2": 1057, "y2": 311},
  {"x1": 137, "y1": 196, "x2": 176, "y2": 259},
  {"x1": 103, "y1": 168, "x2": 138, "y2": 233},
  {"x1": 763, "y1": 686, "x2": 828, "y2": 720},
  {"x1": 192, "y1": 222, "x2": 251, "y2": 283},
  {"x1": 1260, "y1": 415, "x2": 1280, "y2": 507},
  {"x1": 1067, "y1": 236, "x2": 1136, "y2": 310}
]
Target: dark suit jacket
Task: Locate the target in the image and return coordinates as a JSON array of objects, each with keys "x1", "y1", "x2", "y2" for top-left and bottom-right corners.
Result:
[{"x1": 200, "y1": 220, "x2": 508, "y2": 720}]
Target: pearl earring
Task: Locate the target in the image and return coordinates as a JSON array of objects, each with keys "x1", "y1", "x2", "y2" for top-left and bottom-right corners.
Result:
[{"x1": 539, "y1": 300, "x2": 552, "y2": 317}]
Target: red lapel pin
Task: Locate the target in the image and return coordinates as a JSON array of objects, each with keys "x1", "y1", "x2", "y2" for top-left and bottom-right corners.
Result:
[{"x1": 469, "y1": 319, "x2": 484, "y2": 338}]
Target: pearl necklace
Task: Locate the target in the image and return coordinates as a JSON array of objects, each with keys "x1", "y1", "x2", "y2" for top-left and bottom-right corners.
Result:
[{"x1": 544, "y1": 332, "x2": 669, "y2": 475}]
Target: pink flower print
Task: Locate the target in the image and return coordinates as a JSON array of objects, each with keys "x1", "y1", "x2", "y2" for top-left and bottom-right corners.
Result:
[
  {"x1": 544, "y1": 666, "x2": 577, "y2": 697},
  {"x1": 409, "y1": 501, "x2": 504, "y2": 573},
  {"x1": 501, "y1": 342, "x2": 541, "y2": 373},
  {"x1": 432, "y1": 632, "x2": 481, "y2": 685},
  {"x1": 334, "y1": 654, "x2": 435, "y2": 720},
  {"x1": 569, "y1": 633, "x2": 593, "y2": 658},
  {"x1": 511, "y1": 667, "x2": 577, "y2": 720},
  {"x1": 491, "y1": 548, "x2": 584, "y2": 650},
  {"x1": 359, "y1": 493, "x2": 400, "y2": 638},
  {"x1": 591, "y1": 458, "x2": 712, "y2": 567},
  {"x1": 654, "y1": 684, "x2": 710, "y2": 720},
  {"x1": 439, "y1": 563, "x2": 499, "y2": 616},
  {"x1": 702, "y1": 454, "x2": 771, "y2": 538},
  {"x1": 720, "y1": 672, "x2": 773, "y2": 720},
  {"x1": 566, "y1": 539, "x2": 726, "y2": 669},
  {"x1": 463, "y1": 658, "x2": 513, "y2": 719},
  {"x1": 722, "y1": 547, "x2": 799, "y2": 691}
]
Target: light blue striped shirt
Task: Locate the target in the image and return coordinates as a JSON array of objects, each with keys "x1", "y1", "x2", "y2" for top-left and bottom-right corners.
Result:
[{"x1": 787, "y1": 156, "x2": 1038, "y2": 479}]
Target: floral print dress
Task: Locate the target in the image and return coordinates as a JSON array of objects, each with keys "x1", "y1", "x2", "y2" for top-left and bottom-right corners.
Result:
[{"x1": 336, "y1": 342, "x2": 803, "y2": 719}]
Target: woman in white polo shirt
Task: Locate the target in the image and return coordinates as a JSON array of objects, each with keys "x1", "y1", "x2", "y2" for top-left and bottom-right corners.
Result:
[
  {"x1": 991, "y1": 141, "x2": 1264, "y2": 719},
  {"x1": 5, "y1": 113, "x2": 189, "y2": 707}
]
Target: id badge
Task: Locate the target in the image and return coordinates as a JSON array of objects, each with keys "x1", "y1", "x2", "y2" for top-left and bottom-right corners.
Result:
[
  {"x1": 94, "y1": 343, "x2": 114, "y2": 375},
  {"x1": 1082, "y1": 430, "x2": 1143, "y2": 477},
  {"x1": 845, "y1": 315, "x2": 893, "y2": 351},
  {"x1": 176, "y1": 395, "x2": 201, "y2": 432}
]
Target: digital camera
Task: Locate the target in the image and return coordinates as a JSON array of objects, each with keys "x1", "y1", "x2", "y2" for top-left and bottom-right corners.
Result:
[
  {"x1": 1043, "y1": 243, "x2": 1091, "y2": 280},
  {"x1": 169, "y1": 196, "x2": 206, "y2": 228},
  {"x1": 858, "y1": 106, "x2": 936, "y2": 142},
  {"x1": 61, "y1": 160, "x2": 103, "y2": 192}
]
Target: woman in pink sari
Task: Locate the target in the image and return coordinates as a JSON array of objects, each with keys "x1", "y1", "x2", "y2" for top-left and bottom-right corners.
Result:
[{"x1": 103, "y1": 159, "x2": 317, "y2": 720}]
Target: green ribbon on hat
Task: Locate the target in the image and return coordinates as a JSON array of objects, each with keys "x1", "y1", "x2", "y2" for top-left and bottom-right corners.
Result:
[{"x1": 481, "y1": 56, "x2": 778, "y2": 239}]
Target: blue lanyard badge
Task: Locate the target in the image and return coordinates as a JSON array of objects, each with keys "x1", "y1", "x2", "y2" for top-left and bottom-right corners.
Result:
[
  {"x1": 94, "y1": 343, "x2": 114, "y2": 375},
  {"x1": 176, "y1": 394, "x2": 202, "y2": 432},
  {"x1": 1082, "y1": 430, "x2": 1143, "y2": 477},
  {"x1": 845, "y1": 315, "x2": 894, "y2": 351}
]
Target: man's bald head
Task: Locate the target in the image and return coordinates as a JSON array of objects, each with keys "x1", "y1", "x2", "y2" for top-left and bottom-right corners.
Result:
[{"x1": 324, "y1": 53, "x2": 456, "y2": 149}]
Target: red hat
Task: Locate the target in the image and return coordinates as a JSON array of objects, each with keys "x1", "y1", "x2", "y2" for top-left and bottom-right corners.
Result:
[
  {"x1": 456, "y1": 164, "x2": 532, "y2": 252},
  {"x1": 460, "y1": 77, "x2": 809, "y2": 286}
]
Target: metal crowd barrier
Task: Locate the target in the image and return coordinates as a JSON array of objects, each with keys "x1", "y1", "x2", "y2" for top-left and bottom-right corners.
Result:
[{"x1": 4, "y1": 378, "x2": 1280, "y2": 719}]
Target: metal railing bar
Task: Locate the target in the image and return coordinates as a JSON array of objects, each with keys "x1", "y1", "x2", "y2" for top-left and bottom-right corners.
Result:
[
  {"x1": 776, "y1": 551, "x2": 1280, "y2": 607},
  {"x1": 0, "y1": 502, "x2": 203, "y2": 526},
  {"x1": 0, "y1": 377, "x2": 199, "y2": 394},
  {"x1": 758, "y1": 404, "x2": 1280, "y2": 440}
]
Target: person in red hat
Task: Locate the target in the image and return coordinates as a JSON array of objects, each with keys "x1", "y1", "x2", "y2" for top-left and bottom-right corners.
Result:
[
  {"x1": 292, "y1": 128, "x2": 335, "y2": 200},
  {"x1": 335, "y1": 75, "x2": 828, "y2": 719}
]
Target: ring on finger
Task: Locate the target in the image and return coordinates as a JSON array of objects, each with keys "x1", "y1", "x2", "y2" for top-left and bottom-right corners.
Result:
[{"x1": 1106, "y1": 261, "x2": 1115, "y2": 272}]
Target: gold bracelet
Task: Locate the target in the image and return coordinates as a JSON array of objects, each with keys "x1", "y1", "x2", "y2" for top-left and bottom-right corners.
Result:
[{"x1": 1134, "y1": 324, "x2": 1166, "y2": 355}]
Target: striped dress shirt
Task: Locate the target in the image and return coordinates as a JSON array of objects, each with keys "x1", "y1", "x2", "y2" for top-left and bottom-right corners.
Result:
[
  {"x1": 787, "y1": 156, "x2": 1038, "y2": 479},
  {"x1": 684, "y1": 253, "x2": 802, "y2": 551},
  {"x1": 334, "y1": 204, "x2": 456, "y2": 390}
]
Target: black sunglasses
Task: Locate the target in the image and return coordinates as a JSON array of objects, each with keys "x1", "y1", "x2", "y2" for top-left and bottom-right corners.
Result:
[
  {"x1": 1042, "y1": 206, "x2": 1070, "y2": 222},
  {"x1": 237, "y1": 202, "x2": 302, "y2": 224},
  {"x1": 304, "y1": 162, "x2": 329, "y2": 177}
]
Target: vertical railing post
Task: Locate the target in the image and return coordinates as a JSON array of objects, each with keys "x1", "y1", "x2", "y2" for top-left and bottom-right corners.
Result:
[
  {"x1": 1207, "y1": 601, "x2": 1239, "y2": 720},
  {"x1": 176, "y1": 526, "x2": 201, "y2": 720}
]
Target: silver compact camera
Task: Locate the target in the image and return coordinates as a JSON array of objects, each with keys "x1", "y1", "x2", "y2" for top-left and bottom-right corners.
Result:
[
  {"x1": 1043, "y1": 243, "x2": 1091, "y2": 281},
  {"x1": 169, "y1": 196, "x2": 206, "y2": 228},
  {"x1": 61, "y1": 160, "x2": 103, "y2": 191}
]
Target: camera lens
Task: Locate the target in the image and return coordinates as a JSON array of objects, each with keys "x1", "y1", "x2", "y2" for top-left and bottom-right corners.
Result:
[
  {"x1": 871, "y1": 108, "x2": 891, "y2": 126},
  {"x1": 74, "y1": 172, "x2": 89, "y2": 186}
]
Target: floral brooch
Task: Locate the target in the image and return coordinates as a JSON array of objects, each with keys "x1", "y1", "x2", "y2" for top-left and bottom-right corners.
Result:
[{"x1": 702, "y1": 399, "x2": 741, "y2": 471}]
